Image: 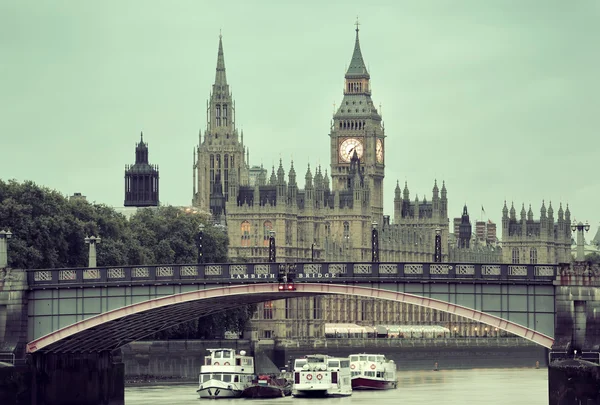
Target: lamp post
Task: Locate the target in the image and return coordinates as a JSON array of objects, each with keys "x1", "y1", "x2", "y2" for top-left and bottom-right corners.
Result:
[
  {"x1": 0, "y1": 230, "x2": 13, "y2": 269},
  {"x1": 433, "y1": 228, "x2": 442, "y2": 263},
  {"x1": 571, "y1": 221, "x2": 590, "y2": 262},
  {"x1": 371, "y1": 222, "x2": 379, "y2": 263},
  {"x1": 268, "y1": 230, "x2": 276, "y2": 263},
  {"x1": 84, "y1": 236, "x2": 102, "y2": 268},
  {"x1": 311, "y1": 242, "x2": 316, "y2": 262},
  {"x1": 197, "y1": 223, "x2": 205, "y2": 264}
]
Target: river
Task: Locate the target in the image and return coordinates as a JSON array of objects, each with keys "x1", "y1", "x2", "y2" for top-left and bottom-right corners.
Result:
[{"x1": 125, "y1": 368, "x2": 547, "y2": 404}]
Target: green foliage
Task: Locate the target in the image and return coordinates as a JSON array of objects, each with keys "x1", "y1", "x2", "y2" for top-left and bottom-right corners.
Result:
[
  {"x1": 0, "y1": 179, "x2": 255, "y2": 339},
  {"x1": 585, "y1": 252, "x2": 600, "y2": 264}
]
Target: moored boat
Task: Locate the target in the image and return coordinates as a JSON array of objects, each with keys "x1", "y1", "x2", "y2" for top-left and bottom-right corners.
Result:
[
  {"x1": 292, "y1": 354, "x2": 352, "y2": 397},
  {"x1": 240, "y1": 374, "x2": 292, "y2": 398},
  {"x1": 349, "y1": 353, "x2": 397, "y2": 390},
  {"x1": 197, "y1": 348, "x2": 255, "y2": 399}
]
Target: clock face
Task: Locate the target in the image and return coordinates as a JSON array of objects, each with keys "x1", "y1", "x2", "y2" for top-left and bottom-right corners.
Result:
[
  {"x1": 376, "y1": 139, "x2": 384, "y2": 163},
  {"x1": 339, "y1": 138, "x2": 363, "y2": 163}
]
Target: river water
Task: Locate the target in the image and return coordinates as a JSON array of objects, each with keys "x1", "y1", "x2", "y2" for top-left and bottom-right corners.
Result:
[{"x1": 125, "y1": 368, "x2": 547, "y2": 404}]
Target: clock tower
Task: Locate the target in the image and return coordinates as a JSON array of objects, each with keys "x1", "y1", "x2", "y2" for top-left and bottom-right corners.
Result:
[{"x1": 329, "y1": 22, "x2": 385, "y2": 221}]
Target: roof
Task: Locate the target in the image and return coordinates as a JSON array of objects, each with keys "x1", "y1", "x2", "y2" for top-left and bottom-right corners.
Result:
[{"x1": 345, "y1": 27, "x2": 369, "y2": 78}]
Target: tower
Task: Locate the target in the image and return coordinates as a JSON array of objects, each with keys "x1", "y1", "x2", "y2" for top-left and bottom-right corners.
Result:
[
  {"x1": 329, "y1": 21, "x2": 385, "y2": 222},
  {"x1": 193, "y1": 34, "x2": 249, "y2": 218},
  {"x1": 458, "y1": 205, "x2": 472, "y2": 248},
  {"x1": 124, "y1": 132, "x2": 159, "y2": 207}
]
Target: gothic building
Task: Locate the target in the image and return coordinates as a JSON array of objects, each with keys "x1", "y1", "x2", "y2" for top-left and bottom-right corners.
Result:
[
  {"x1": 189, "y1": 27, "x2": 458, "y2": 339},
  {"x1": 501, "y1": 201, "x2": 572, "y2": 264},
  {"x1": 124, "y1": 132, "x2": 159, "y2": 207},
  {"x1": 192, "y1": 34, "x2": 250, "y2": 224},
  {"x1": 447, "y1": 205, "x2": 502, "y2": 263}
]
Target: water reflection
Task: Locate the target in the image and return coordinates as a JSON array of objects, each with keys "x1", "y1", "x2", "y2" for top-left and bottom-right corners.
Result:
[{"x1": 126, "y1": 368, "x2": 547, "y2": 405}]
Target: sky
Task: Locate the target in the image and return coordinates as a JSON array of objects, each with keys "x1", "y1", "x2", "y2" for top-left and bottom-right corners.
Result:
[{"x1": 1, "y1": 0, "x2": 599, "y2": 235}]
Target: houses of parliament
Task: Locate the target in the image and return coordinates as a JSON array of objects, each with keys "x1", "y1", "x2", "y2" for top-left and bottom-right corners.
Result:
[{"x1": 124, "y1": 25, "x2": 573, "y2": 340}]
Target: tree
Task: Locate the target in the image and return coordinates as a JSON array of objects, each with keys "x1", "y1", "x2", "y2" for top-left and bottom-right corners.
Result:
[
  {"x1": 0, "y1": 179, "x2": 256, "y2": 339},
  {"x1": 585, "y1": 252, "x2": 600, "y2": 264}
]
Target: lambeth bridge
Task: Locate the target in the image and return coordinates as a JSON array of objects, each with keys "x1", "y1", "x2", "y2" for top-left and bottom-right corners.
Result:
[{"x1": 1, "y1": 260, "x2": 599, "y2": 404}]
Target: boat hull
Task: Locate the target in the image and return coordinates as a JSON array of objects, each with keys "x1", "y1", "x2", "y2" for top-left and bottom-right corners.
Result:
[
  {"x1": 352, "y1": 377, "x2": 397, "y2": 390},
  {"x1": 292, "y1": 389, "x2": 351, "y2": 398},
  {"x1": 241, "y1": 385, "x2": 288, "y2": 398}
]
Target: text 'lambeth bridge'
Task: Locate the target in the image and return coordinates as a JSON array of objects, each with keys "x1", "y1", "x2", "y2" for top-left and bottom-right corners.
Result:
[{"x1": 22, "y1": 261, "x2": 559, "y2": 353}]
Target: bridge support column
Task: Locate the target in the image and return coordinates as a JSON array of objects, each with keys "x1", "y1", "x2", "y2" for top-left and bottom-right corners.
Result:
[
  {"x1": 548, "y1": 263, "x2": 600, "y2": 405},
  {"x1": 0, "y1": 268, "x2": 29, "y2": 360},
  {"x1": 30, "y1": 351, "x2": 124, "y2": 405}
]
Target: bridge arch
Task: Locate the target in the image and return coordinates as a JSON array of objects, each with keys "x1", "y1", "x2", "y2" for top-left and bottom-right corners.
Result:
[{"x1": 27, "y1": 283, "x2": 554, "y2": 353}]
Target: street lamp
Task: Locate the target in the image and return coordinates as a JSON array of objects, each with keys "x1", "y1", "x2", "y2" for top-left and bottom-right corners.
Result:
[
  {"x1": 433, "y1": 228, "x2": 442, "y2": 262},
  {"x1": 268, "y1": 230, "x2": 276, "y2": 263},
  {"x1": 311, "y1": 242, "x2": 316, "y2": 262},
  {"x1": 0, "y1": 230, "x2": 13, "y2": 269},
  {"x1": 84, "y1": 235, "x2": 102, "y2": 268},
  {"x1": 197, "y1": 223, "x2": 205, "y2": 264},
  {"x1": 571, "y1": 221, "x2": 591, "y2": 262},
  {"x1": 371, "y1": 222, "x2": 379, "y2": 263}
]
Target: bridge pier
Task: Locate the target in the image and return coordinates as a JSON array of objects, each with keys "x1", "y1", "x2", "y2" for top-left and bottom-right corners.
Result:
[
  {"x1": 30, "y1": 351, "x2": 124, "y2": 405},
  {"x1": 548, "y1": 262, "x2": 600, "y2": 405}
]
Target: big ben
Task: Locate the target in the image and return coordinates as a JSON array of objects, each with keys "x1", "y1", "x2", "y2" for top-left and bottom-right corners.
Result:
[{"x1": 329, "y1": 22, "x2": 385, "y2": 222}]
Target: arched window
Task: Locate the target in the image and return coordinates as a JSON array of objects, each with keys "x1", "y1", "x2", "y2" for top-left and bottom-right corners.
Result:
[
  {"x1": 530, "y1": 248, "x2": 538, "y2": 264},
  {"x1": 512, "y1": 248, "x2": 520, "y2": 264},
  {"x1": 343, "y1": 221, "x2": 350, "y2": 244},
  {"x1": 263, "y1": 221, "x2": 273, "y2": 247},
  {"x1": 241, "y1": 221, "x2": 251, "y2": 247}
]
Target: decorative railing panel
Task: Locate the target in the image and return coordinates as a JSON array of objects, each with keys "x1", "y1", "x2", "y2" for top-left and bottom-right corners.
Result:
[{"x1": 27, "y1": 262, "x2": 558, "y2": 287}]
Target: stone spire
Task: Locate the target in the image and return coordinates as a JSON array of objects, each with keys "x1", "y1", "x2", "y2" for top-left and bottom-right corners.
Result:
[
  {"x1": 510, "y1": 202, "x2": 516, "y2": 220},
  {"x1": 269, "y1": 166, "x2": 277, "y2": 185},
  {"x1": 215, "y1": 33, "x2": 227, "y2": 86},
  {"x1": 395, "y1": 181, "x2": 401, "y2": 199},
  {"x1": 277, "y1": 159, "x2": 285, "y2": 183},
  {"x1": 527, "y1": 204, "x2": 533, "y2": 221},
  {"x1": 403, "y1": 181, "x2": 409, "y2": 201},
  {"x1": 502, "y1": 201, "x2": 509, "y2": 218},
  {"x1": 345, "y1": 19, "x2": 370, "y2": 79}
]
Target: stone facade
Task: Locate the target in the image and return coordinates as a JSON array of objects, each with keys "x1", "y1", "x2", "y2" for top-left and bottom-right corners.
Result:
[
  {"x1": 501, "y1": 201, "x2": 572, "y2": 264},
  {"x1": 190, "y1": 28, "x2": 459, "y2": 340}
]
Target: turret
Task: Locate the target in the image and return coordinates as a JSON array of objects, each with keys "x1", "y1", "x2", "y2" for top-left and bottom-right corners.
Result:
[
  {"x1": 565, "y1": 204, "x2": 572, "y2": 240},
  {"x1": 502, "y1": 201, "x2": 509, "y2": 233},
  {"x1": 527, "y1": 204, "x2": 534, "y2": 221},
  {"x1": 305, "y1": 164, "x2": 314, "y2": 203},
  {"x1": 269, "y1": 166, "x2": 276, "y2": 186},
  {"x1": 520, "y1": 204, "x2": 527, "y2": 236},
  {"x1": 509, "y1": 202, "x2": 516, "y2": 221},
  {"x1": 403, "y1": 181, "x2": 409, "y2": 201},
  {"x1": 394, "y1": 181, "x2": 401, "y2": 223},
  {"x1": 288, "y1": 160, "x2": 297, "y2": 205},
  {"x1": 547, "y1": 201, "x2": 554, "y2": 237},
  {"x1": 440, "y1": 181, "x2": 448, "y2": 215},
  {"x1": 432, "y1": 179, "x2": 440, "y2": 217},
  {"x1": 414, "y1": 195, "x2": 420, "y2": 219},
  {"x1": 276, "y1": 159, "x2": 286, "y2": 201}
]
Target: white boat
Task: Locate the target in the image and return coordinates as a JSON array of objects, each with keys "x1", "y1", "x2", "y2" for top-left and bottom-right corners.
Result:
[
  {"x1": 349, "y1": 353, "x2": 397, "y2": 390},
  {"x1": 197, "y1": 348, "x2": 255, "y2": 399},
  {"x1": 292, "y1": 354, "x2": 352, "y2": 397}
]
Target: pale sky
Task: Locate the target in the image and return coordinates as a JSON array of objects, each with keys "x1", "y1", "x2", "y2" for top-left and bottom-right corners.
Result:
[{"x1": 1, "y1": 1, "x2": 599, "y2": 234}]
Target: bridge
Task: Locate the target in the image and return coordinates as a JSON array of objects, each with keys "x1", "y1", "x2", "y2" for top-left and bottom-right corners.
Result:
[{"x1": 1, "y1": 260, "x2": 599, "y2": 405}]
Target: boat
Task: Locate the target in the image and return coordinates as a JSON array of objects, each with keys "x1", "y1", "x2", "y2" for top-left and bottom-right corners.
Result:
[
  {"x1": 349, "y1": 353, "x2": 397, "y2": 390},
  {"x1": 240, "y1": 374, "x2": 292, "y2": 398},
  {"x1": 197, "y1": 348, "x2": 255, "y2": 399},
  {"x1": 292, "y1": 354, "x2": 352, "y2": 397}
]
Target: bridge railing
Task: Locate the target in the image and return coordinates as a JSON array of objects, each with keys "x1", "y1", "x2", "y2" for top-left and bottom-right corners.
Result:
[{"x1": 27, "y1": 262, "x2": 557, "y2": 288}]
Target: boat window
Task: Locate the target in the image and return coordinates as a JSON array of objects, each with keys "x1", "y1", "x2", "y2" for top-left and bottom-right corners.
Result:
[
  {"x1": 306, "y1": 356, "x2": 325, "y2": 363},
  {"x1": 234, "y1": 375, "x2": 239, "y2": 382},
  {"x1": 223, "y1": 374, "x2": 232, "y2": 382},
  {"x1": 377, "y1": 372, "x2": 384, "y2": 378},
  {"x1": 365, "y1": 371, "x2": 375, "y2": 377},
  {"x1": 295, "y1": 360, "x2": 307, "y2": 368},
  {"x1": 359, "y1": 356, "x2": 368, "y2": 361},
  {"x1": 328, "y1": 361, "x2": 340, "y2": 368},
  {"x1": 340, "y1": 360, "x2": 350, "y2": 368},
  {"x1": 368, "y1": 356, "x2": 376, "y2": 362},
  {"x1": 351, "y1": 371, "x2": 360, "y2": 377},
  {"x1": 223, "y1": 351, "x2": 232, "y2": 359},
  {"x1": 350, "y1": 356, "x2": 359, "y2": 362},
  {"x1": 214, "y1": 351, "x2": 222, "y2": 359},
  {"x1": 212, "y1": 374, "x2": 223, "y2": 381},
  {"x1": 202, "y1": 374, "x2": 210, "y2": 382},
  {"x1": 204, "y1": 356, "x2": 212, "y2": 365}
]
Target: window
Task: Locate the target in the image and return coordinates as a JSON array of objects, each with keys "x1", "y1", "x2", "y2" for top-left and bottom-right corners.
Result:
[
  {"x1": 530, "y1": 248, "x2": 538, "y2": 264},
  {"x1": 343, "y1": 221, "x2": 350, "y2": 242},
  {"x1": 263, "y1": 221, "x2": 273, "y2": 247},
  {"x1": 216, "y1": 105, "x2": 221, "y2": 126},
  {"x1": 512, "y1": 248, "x2": 520, "y2": 264},
  {"x1": 263, "y1": 301, "x2": 273, "y2": 319},
  {"x1": 241, "y1": 221, "x2": 251, "y2": 247},
  {"x1": 263, "y1": 330, "x2": 272, "y2": 338}
]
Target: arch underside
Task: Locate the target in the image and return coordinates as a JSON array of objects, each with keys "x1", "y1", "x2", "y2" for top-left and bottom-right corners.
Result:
[{"x1": 27, "y1": 283, "x2": 554, "y2": 353}]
